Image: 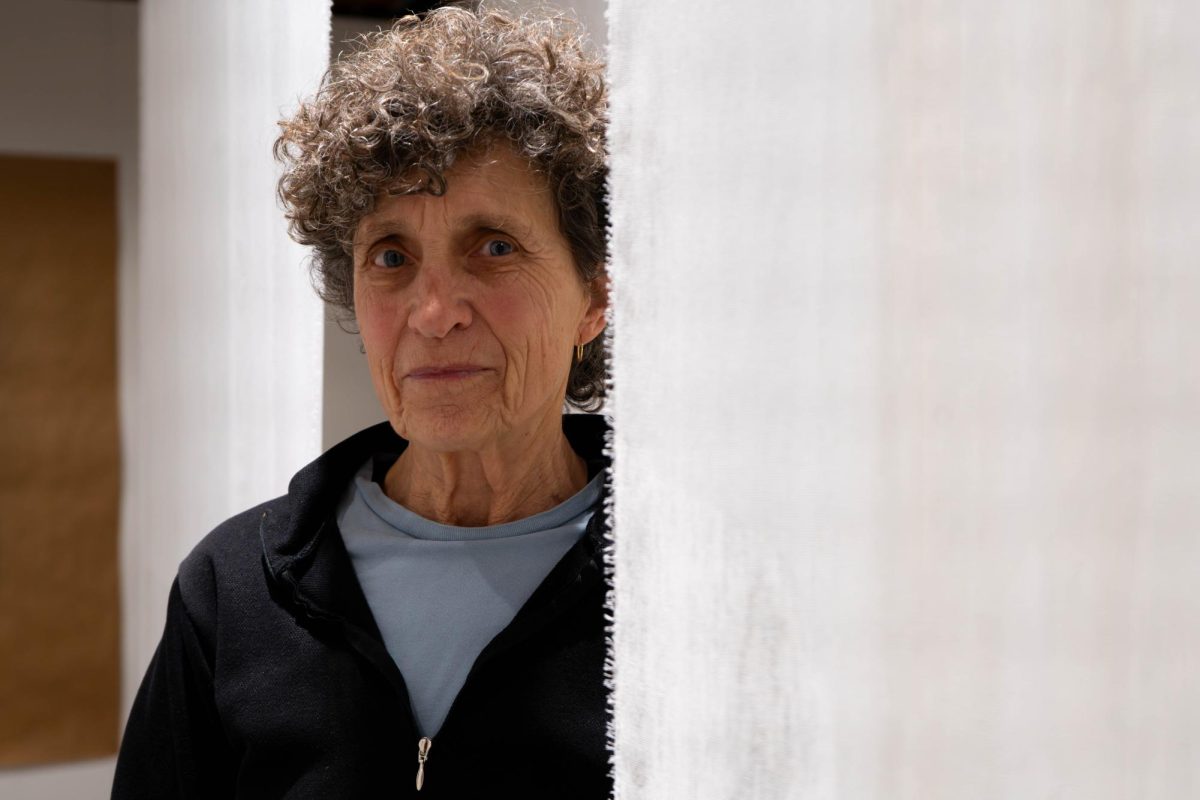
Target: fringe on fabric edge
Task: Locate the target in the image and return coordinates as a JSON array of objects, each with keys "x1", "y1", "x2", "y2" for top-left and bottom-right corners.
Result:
[
  {"x1": 600, "y1": 187, "x2": 619, "y2": 800},
  {"x1": 601, "y1": 299, "x2": 619, "y2": 800}
]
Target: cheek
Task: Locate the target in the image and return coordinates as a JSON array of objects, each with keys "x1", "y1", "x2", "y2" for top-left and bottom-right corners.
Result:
[
  {"x1": 355, "y1": 288, "x2": 404, "y2": 357},
  {"x1": 485, "y1": 290, "x2": 533, "y2": 342},
  {"x1": 487, "y1": 285, "x2": 571, "y2": 362},
  {"x1": 354, "y1": 291, "x2": 408, "y2": 419}
]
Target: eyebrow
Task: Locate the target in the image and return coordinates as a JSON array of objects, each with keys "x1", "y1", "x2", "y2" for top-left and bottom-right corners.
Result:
[{"x1": 460, "y1": 213, "x2": 536, "y2": 236}]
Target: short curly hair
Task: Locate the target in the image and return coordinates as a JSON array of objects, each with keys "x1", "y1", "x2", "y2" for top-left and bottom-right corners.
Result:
[{"x1": 274, "y1": 4, "x2": 609, "y2": 410}]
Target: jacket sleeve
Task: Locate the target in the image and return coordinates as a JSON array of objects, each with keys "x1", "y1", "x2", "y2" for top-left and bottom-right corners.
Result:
[{"x1": 111, "y1": 578, "x2": 237, "y2": 799}]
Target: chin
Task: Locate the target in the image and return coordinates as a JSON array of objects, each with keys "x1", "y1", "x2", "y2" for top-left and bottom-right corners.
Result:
[{"x1": 392, "y1": 403, "x2": 497, "y2": 452}]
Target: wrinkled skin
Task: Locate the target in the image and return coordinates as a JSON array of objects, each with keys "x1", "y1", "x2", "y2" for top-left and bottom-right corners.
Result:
[{"x1": 352, "y1": 144, "x2": 607, "y2": 526}]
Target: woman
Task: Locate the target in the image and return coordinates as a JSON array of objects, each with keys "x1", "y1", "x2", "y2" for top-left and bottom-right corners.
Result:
[{"x1": 112, "y1": 7, "x2": 611, "y2": 798}]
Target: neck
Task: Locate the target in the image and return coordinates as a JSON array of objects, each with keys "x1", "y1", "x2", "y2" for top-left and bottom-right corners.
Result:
[{"x1": 384, "y1": 414, "x2": 589, "y2": 527}]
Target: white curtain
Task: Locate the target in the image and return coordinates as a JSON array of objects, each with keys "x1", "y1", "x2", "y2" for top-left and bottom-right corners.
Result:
[
  {"x1": 607, "y1": 1, "x2": 1200, "y2": 797},
  {"x1": 125, "y1": 0, "x2": 330, "y2": 713}
]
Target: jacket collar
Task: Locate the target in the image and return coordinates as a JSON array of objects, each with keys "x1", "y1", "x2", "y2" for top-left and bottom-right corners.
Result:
[{"x1": 259, "y1": 413, "x2": 611, "y2": 583}]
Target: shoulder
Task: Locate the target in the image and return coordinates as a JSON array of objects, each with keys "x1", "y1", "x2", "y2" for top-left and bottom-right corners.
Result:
[
  {"x1": 178, "y1": 494, "x2": 286, "y2": 575},
  {"x1": 174, "y1": 495, "x2": 289, "y2": 631},
  {"x1": 172, "y1": 423, "x2": 404, "y2": 610}
]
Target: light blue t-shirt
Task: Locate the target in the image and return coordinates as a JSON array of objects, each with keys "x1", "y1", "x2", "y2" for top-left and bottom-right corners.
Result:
[{"x1": 335, "y1": 458, "x2": 604, "y2": 737}]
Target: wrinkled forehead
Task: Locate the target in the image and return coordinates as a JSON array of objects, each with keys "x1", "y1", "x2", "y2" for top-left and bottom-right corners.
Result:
[{"x1": 351, "y1": 145, "x2": 557, "y2": 247}]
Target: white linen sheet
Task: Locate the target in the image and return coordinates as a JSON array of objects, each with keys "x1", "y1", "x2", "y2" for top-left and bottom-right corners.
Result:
[{"x1": 607, "y1": 2, "x2": 1200, "y2": 797}]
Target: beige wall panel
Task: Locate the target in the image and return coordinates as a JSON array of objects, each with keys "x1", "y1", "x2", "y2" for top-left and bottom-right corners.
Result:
[{"x1": 0, "y1": 156, "x2": 119, "y2": 766}]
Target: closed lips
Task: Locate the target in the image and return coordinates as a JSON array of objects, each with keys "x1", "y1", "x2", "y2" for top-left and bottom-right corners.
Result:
[{"x1": 406, "y1": 365, "x2": 488, "y2": 378}]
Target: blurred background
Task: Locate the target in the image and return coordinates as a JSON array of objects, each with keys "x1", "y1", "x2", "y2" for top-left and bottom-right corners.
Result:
[{"x1": 0, "y1": 1, "x2": 602, "y2": 797}]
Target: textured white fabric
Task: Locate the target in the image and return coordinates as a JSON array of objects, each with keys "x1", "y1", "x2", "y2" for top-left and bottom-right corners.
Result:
[
  {"x1": 607, "y1": 1, "x2": 1200, "y2": 797},
  {"x1": 125, "y1": 0, "x2": 330, "y2": 713}
]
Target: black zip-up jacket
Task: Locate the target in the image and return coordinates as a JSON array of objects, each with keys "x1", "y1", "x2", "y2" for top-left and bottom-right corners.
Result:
[{"x1": 112, "y1": 415, "x2": 612, "y2": 799}]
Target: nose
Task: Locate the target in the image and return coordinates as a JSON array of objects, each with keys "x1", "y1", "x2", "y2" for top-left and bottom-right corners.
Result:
[{"x1": 406, "y1": 265, "x2": 472, "y2": 339}]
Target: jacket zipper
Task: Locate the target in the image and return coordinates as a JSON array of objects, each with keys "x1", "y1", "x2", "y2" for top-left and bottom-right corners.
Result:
[
  {"x1": 273, "y1": 509, "x2": 602, "y2": 795},
  {"x1": 277, "y1": 565, "x2": 429, "y2": 791},
  {"x1": 406, "y1": 519, "x2": 602, "y2": 792},
  {"x1": 415, "y1": 736, "x2": 432, "y2": 790}
]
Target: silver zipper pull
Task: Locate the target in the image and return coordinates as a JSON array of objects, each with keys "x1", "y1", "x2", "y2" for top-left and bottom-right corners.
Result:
[{"x1": 415, "y1": 736, "x2": 433, "y2": 791}]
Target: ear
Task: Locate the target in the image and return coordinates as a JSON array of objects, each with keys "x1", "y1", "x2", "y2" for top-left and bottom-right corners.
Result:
[{"x1": 577, "y1": 267, "x2": 609, "y2": 345}]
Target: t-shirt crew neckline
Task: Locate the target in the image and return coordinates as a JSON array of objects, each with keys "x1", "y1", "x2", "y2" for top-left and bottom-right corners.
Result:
[{"x1": 353, "y1": 464, "x2": 606, "y2": 542}]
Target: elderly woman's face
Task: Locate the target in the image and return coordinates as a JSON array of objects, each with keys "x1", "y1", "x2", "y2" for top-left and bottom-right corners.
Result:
[{"x1": 352, "y1": 145, "x2": 606, "y2": 452}]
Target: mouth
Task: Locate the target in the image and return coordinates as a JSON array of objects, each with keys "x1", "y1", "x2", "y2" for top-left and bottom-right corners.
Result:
[{"x1": 405, "y1": 365, "x2": 490, "y2": 381}]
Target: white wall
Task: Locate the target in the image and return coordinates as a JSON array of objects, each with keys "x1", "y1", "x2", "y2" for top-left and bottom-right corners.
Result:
[
  {"x1": 609, "y1": 1, "x2": 1200, "y2": 798},
  {"x1": 128, "y1": 0, "x2": 330, "y2": 727},
  {"x1": 0, "y1": 2, "x2": 136, "y2": 795}
]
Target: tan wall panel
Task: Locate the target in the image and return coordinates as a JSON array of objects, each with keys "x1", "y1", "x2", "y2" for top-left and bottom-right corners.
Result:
[{"x1": 0, "y1": 155, "x2": 119, "y2": 766}]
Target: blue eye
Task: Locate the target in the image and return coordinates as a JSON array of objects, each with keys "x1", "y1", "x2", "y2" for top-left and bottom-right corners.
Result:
[
  {"x1": 373, "y1": 249, "x2": 406, "y2": 268},
  {"x1": 485, "y1": 240, "x2": 514, "y2": 257}
]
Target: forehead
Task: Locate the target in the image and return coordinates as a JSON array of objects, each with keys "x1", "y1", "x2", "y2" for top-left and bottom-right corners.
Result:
[{"x1": 354, "y1": 146, "x2": 557, "y2": 244}]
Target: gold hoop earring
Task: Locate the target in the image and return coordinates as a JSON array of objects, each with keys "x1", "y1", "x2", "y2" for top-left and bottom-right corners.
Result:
[{"x1": 575, "y1": 343, "x2": 585, "y2": 362}]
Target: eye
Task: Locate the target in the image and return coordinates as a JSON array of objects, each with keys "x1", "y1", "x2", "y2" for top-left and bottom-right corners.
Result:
[
  {"x1": 372, "y1": 248, "x2": 407, "y2": 268},
  {"x1": 482, "y1": 239, "x2": 515, "y2": 257}
]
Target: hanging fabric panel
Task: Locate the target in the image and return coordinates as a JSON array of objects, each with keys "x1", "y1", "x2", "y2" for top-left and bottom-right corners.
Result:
[{"x1": 607, "y1": 2, "x2": 1200, "y2": 797}]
